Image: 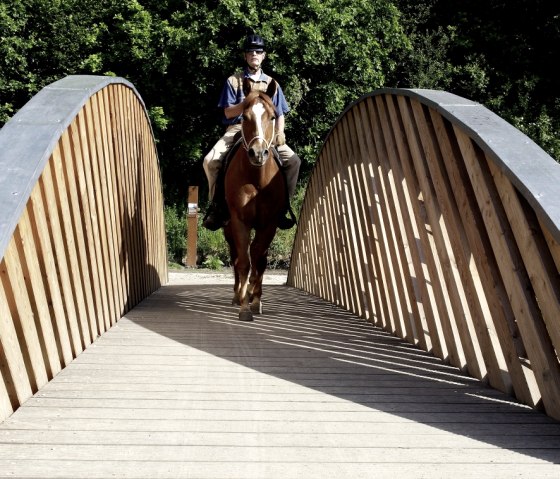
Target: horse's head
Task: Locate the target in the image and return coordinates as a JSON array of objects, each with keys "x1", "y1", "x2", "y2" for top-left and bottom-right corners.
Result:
[{"x1": 241, "y1": 80, "x2": 277, "y2": 167}]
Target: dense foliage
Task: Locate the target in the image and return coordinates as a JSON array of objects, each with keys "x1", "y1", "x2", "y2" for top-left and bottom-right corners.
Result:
[
  {"x1": 2, "y1": 0, "x2": 558, "y2": 265},
  {"x1": 394, "y1": 0, "x2": 560, "y2": 163}
]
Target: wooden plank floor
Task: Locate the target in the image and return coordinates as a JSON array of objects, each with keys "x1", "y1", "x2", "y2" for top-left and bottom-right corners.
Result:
[{"x1": 1, "y1": 273, "x2": 560, "y2": 478}]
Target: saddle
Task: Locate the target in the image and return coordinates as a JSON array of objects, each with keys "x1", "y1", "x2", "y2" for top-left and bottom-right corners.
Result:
[{"x1": 218, "y1": 134, "x2": 296, "y2": 224}]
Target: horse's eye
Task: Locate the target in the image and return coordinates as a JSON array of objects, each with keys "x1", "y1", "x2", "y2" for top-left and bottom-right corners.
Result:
[{"x1": 242, "y1": 114, "x2": 249, "y2": 121}]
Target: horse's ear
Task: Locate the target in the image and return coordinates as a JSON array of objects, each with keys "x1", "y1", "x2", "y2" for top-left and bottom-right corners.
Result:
[
  {"x1": 242, "y1": 77, "x2": 252, "y2": 97},
  {"x1": 265, "y1": 80, "x2": 277, "y2": 99}
]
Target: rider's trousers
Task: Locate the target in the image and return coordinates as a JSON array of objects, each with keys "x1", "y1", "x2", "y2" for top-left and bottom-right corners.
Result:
[{"x1": 203, "y1": 124, "x2": 301, "y2": 200}]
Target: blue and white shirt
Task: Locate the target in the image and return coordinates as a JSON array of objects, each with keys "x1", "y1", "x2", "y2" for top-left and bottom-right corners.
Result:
[{"x1": 218, "y1": 68, "x2": 290, "y2": 126}]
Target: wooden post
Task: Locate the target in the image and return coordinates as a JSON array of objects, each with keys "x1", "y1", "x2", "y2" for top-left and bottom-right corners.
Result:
[{"x1": 185, "y1": 186, "x2": 198, "y2": 267}]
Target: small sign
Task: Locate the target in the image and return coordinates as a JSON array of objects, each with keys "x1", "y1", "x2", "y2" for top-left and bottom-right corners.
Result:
[{"x1": 188, "y1": 203, "x2": 197, "y2": 214}]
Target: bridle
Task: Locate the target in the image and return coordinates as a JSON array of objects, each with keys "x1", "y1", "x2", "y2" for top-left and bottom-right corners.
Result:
[{"x1": 241, "y1": 99, "x2": 276, "y2": 152}]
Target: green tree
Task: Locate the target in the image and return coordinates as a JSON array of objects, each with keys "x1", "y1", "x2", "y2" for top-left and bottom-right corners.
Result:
[
  {"x1": 2, "y1": 0, "x2": 558, "y2": 201},
  {"x1": 144, "y1": 0, "x2": 410, "y2": 203},
  {"x1": 393, "y1": 0, "x2": 560, "y2": 161},
  {"x1": 1, "y1": 0, "x2": 409, "y2": 202}
]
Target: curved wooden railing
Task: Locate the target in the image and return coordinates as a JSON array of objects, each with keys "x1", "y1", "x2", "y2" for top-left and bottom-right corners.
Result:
[
  {"x1": 0, "y1": 75, "x2": 167, "y2": 422},
  {"x1": 288, "y1": 89, "x2": 560, "y2": 420}
]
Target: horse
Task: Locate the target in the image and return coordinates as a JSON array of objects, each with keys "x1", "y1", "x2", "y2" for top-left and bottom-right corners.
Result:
[{"x1": 223, "y1": 79, "x2": 287, "y2": 322}]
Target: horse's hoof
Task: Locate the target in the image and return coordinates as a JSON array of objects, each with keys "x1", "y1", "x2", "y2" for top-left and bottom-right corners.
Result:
[
  {"x1": 250, "y1": 301, "x2": 263, "y2": 314},
  {"x1": 239, "y1": 311, "x2": 253, "y2": 322}
]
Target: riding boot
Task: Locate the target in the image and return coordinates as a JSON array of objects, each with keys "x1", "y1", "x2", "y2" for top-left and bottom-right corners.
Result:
[
  {"x1": 202, "y1": 201, "x2": 229, "y2": 231},
  {"x1": 203, "y1": 174, "x2": 230, "y2": 231},
  {"x1": 277, "y1": 205, "x2": 296, "y2": 230}
]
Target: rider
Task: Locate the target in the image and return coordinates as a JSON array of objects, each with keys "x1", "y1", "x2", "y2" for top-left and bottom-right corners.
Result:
[{"x1": 202, "y1": 34, "x2": 301, "y2": 231}]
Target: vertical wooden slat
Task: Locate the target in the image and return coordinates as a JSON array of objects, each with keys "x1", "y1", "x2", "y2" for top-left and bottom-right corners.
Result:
[
  {"x1": 389, "y1": 93, "x2": 464, "y2": 365},
  {"x1": 144, "y1": 103, "x2": 158, "y2": 292},
  {"x1": 541, "y1": 220, "x2": 560, "y2": 273},
  {"x1": 89, "y1": 94, "x2": 116, "y2": 326},
  {"x1": 1, "y1": 240, "x2": 48, "y2": 390},
  {"x1": 323, "y1": 138, "x2": 349, "y2": 307},
  {"x1": 354, "y1": 101, "x2": 394, "y2": 329},
  {"x1": 122, "y1": 88, "x2": 141, "y2": 308},
  {"x1": 344, "y1": 112, "x2": 382, "y2": 323},
  {"x1": 455, "y1": 127, "x2": 560, "y2": 417},
  {"x1": 40, "y1": 161, "x2": 83, "y2": 356},
  {"x1": 341, "y1": 112, "x2": 370, "y2": 318},
  {"x1": 106, "y1": 87, "x2": 127, "y2": 316},
  {"x1": 0, "y1": 273, "x2": 33, "y2": 406},
  {"x1": 51, "y1": 145, "x2": 91, "y2": 348},
  {"x1": 71, "y1": 111, "x2": 105, "y2": 337},
  {"x1": 27, "y1": 186, "x2": 74, "y2": 366},
  {"x1": 132, "y1": 92, "x2": 145, "y2": 302},
  {"x1": 82, "y1": 101, "x2": 111, "y2": 332},
  {"x1": 373, "y1": 98, "x2": 433, "y2": 350},
  {"x1": 383, "y1": 95, "x2": 451, "y2": 362},
  {"x1": 372, "y1": 101, "x2": 426, "y2": 345},
  {"x1": 313, "y1": 192, "x2": 326, "y2": 297},
  {"x1": 344, "y1": 107, "x2": 382, "y2": 324},
  {"x1": 329, "y1": 126, "x2": 356, "y2": 312},
  {"x1": 316, "y1": 148, "x2": 338, "y2": 304},
  {"x1": 333, "y1": 120, "x2": 364, "y2": 317},
  {"x1": 0, "y1": 356, "x2": 13, "y2": 419},
  {"x1": 304, "y1": 159, "x2": 326, "y2": 299},
  {"x1": 132, "y1": 97, "x2": 146, "y2": 297},
  {"x1": 410, "y1": 100, "x2": 509, "y2": 393},
  {"x1": 430, "y1": 110, "x2": 537, "y2": 406},
  {"x1": 97, "y1": 89, "x2": 123, "y2": 321},
  {"x1": 398, "y1": 96, "x2": 485, "y2": 380},
  {"x1": 138, "y1": 98, "x2": 154, "y2": 295},
  {"x1": 372, "y1": 105, "x2": 417, "y2": 340},
  {"x1": 360, "y1": 100, "x2": 402, "y2": 334},
  {"x1": 303, "y1": 187, "x2": 321, "y2": 297},
  {"x1": 13, "y1": 209, "x2": 61, "y2": 378},
  {"x1": 63, "y1": 121, "x2": 98, "y2": 342},
  {"x1": 490, "y1": 160, "x2": 560, "y2": 358},
  {"x1": 109, "y1": 85, "x2": 132, "y2": 311}
]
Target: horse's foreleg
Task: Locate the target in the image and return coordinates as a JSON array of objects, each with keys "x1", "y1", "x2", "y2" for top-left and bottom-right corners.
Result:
[
  {"x1": 236, "y1": 253, "x2": 253, "y2": 321},
  {"x1": 232, "y1": 261, "x2": 241, "y2": 306},
  {"x1": 249, "y1": 256, "x2": 265, "y2": 315},
  {"x1": 249, "y1": 226, "x2": 277, "y2": 314},
  {"x1": 230, "y1": 224, "x2": 253, "y2": 321},
  {"x1": 224, "y1": 226, "x2": 241, "y2": 305}
]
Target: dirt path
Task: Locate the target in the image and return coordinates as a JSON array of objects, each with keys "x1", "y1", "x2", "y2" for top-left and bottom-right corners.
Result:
[{"x1": 167, "y1": 268, "x2": 288, "y2": 286}]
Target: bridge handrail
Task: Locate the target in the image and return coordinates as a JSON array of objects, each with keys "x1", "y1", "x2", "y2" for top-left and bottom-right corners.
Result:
[
  {"x1": 0, "y1": 75, "x2": 167, "y2": 421},
  {"x1": 288, "y1": 88, "x2": 560, "y2": 420}
]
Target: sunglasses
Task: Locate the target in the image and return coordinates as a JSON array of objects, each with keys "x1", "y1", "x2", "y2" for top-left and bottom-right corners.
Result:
[{"x1": 246, "y1": 50, "x2": 264, "y2": 54}]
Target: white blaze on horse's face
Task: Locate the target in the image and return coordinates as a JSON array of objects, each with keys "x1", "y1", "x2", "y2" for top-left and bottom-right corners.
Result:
[
  {"x1": 252, "y1": 102, "x2": 266, "y2": 142},
  {"x1": 243, "y1": 99, "x2": 274, "y2": 166},
  {"x1": 249, "y1": 101, "x2": 267, "y2": 165}
]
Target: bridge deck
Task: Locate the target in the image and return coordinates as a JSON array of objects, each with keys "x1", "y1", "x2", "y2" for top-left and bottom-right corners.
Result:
[{"x1": 1, "y1": 272, "x2": 560, "y2": 478}]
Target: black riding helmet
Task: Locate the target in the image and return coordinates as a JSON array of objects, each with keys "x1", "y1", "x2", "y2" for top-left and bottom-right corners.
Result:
[{"x1": 243, "y1": 34, "x2": 265, "y2": 52}]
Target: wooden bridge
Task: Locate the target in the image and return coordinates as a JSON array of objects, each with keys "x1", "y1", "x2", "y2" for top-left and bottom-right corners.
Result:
[{"x1": 1, "y1": 76, "x2": 560, "y2": 478}]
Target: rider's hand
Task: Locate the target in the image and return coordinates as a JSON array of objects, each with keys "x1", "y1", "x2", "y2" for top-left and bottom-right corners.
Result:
[{"x1": 275, "y1": 132, "x2": 286, "y2": 146}]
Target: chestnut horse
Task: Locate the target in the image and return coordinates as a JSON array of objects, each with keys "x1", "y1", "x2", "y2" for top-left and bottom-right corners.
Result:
[{"x1": 223, "y1": 79, "x2": 286, "y2": 321}]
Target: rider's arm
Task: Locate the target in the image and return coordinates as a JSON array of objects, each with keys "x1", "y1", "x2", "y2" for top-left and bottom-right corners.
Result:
[
  {"x1": 218, "y1": 73, "x2": 244, "y2": 124},
  {"x1": 224, "y1": 103, "x2": 244, "y2": 119},
  {"x1": 276, "y1": 114, "x2": 285, "y2": 134}
]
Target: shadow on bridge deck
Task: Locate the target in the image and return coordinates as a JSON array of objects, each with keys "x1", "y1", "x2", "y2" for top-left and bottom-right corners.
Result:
[{"x1": 1, "y1": 279, "x2": 560, "y2": 478}]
